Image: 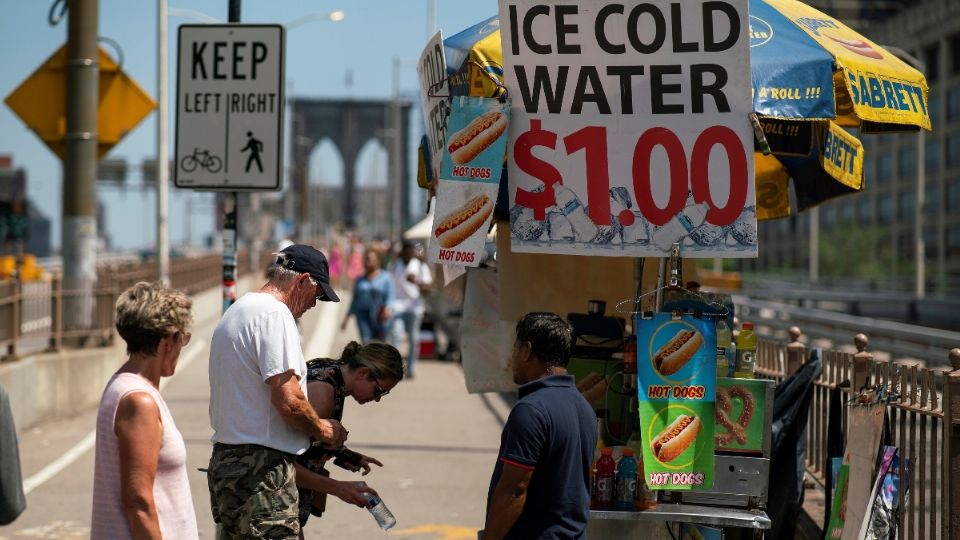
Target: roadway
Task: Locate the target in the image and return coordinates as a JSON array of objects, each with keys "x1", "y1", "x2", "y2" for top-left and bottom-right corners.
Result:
[{"x1": 1, "y1": 283, "x2": 511, "y2": 540}]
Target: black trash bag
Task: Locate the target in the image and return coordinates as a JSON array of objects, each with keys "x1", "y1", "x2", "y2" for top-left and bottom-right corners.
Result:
[
  {"x1": 0, "y1": 383, "x2": 26, "y2": 525},
  {"x1": 767, "y1": 349, "x2": 822, "y2": 539}
]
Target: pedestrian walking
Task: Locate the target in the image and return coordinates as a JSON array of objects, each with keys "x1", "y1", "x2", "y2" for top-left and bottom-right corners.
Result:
[
  {"x1": 207, "y1": 244, "x2": 348, "y2": 539},
  {"x1": 294, "y1": 341, "x2": 404, "y2": 528},
  {"x1": 90, "y1": 282, "x2": 198, "y2": 539},
  {"x1": 387, "y1": 240, "x2": 432, "y2": 378},
  {"x1": 482, "y1": 312, "x2": 597, "y2": 540},
  {"x1": 341, "y1": 249, "x2": 394, "y2": 343}
]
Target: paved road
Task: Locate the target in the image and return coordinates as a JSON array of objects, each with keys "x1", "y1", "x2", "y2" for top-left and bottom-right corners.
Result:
[{"x1": 2, "y1": 283, "x2": 511, "y2": 540}]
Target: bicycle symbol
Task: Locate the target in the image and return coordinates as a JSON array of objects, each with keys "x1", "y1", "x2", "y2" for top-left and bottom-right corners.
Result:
[{"x1": 180, "y1": 148, "x2": 223, "y2": 173}]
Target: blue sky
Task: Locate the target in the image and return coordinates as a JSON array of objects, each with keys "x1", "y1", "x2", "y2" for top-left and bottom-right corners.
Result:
[{"x1": 0, "y1": 0, "x2": 495, "y2": 251}]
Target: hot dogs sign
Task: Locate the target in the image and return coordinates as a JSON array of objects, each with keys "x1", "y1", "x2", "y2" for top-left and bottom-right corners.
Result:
[
  {"x1": 637, "y1": 313, "x2": 716, "y2": 490},
  {"x1": 428, "y1": 97, "x2": 511, "y2": 267},
  {"x1": 498, "y1": 0, "x2": 757, "y2": 258}
]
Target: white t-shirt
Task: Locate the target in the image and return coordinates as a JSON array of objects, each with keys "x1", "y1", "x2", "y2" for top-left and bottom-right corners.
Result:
[
  {"x1": 208, "y1": 292, "x2": 310, "y2": 455},
  {"x1": 388, "y1": 257, "x2": 433, "y2": 314}
]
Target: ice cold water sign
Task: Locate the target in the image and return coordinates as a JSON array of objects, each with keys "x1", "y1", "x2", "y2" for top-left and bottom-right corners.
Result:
[{"x1": 499, "y1": 0, "x2": 757, "y2": 258}]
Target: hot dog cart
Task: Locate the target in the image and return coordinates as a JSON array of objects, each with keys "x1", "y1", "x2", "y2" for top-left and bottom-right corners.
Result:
[{"x1": 415, "y1": 2, "x2": 777, "y2": 536}]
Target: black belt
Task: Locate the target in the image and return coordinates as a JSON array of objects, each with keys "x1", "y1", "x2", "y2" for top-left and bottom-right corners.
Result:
[{"x1": 213, "y1": 442, "x2": 296, "y2": 460}]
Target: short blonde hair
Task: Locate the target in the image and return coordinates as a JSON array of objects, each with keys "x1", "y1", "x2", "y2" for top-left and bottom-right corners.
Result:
[{"x1": 115, "y1": 282, "x2": 193, "y2": 355}]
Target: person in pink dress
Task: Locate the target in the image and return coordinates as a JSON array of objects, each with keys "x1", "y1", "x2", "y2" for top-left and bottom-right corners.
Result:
[
  {"x1": 347, "y1": 235, "x2": 365, "y2": 283},
  {"x1": 328, "y1": 240, "x2": 344, "y2": 289}
]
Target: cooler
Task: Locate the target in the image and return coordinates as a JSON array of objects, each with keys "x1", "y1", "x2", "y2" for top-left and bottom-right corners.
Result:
[{"x1": 418, "y1": 330, "x2": 436, "y2": 359}]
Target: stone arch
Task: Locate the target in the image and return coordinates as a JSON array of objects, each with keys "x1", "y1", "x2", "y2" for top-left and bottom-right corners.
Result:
[{"x1": 290, "y1": 98, "x2": 412, "y2": 233}]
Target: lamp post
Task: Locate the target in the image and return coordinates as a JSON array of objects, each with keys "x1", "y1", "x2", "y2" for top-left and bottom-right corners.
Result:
[{"x1": 157, "y1": 0, "x2": 169, "y2": 284}]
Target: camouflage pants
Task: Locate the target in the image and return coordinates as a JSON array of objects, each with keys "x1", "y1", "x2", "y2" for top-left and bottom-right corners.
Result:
[{"x1": 208, "y1": 443, "x2": 300, "y2": 539}]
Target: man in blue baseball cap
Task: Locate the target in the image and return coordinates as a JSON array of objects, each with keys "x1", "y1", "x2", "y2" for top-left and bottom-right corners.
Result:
[{"x1": 208, "y1": 244, "x2": 346, "y2": 538}]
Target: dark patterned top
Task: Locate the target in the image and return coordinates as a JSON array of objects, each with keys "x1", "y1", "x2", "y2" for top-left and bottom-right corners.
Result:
[{"x1": 297, "y1": 358, "x2": 346, "y2": 526}]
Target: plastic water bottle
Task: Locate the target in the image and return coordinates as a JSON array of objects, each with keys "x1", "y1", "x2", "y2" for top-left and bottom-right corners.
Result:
[
  {"x1": 651, "y1": 200, "x2": 709, "y2": 251},
  {"x1": 592, "y1": 447, "x2": 616, "y2": 509},
  {"x1": 615, "y1": 448, "x2": 639, "y2": 511},
  {"x1": 734, "y1": 322, "x2": 757, "y2": 379},
  {"x1": 553, "y1": 183, "x2": 598, "y2": 242},
  {"x1": 365, "y1": 494, "x2": 397, "y2": 530},
  {"x1": 716, "y1": 319, "x2": 732, "y2": 378}
]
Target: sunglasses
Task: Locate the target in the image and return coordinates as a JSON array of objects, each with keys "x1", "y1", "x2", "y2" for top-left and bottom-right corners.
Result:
[
  {"x1": 373, "y1": 380, "x2": 390, "y2": 398},
  {"x1": 306, "y1": 276, "x2": 326, "y2": 302}
]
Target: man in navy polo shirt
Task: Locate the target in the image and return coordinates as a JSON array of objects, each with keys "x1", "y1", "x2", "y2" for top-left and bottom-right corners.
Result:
[{"x1": 483, "y1": 312, "x2": 597, "y2": 540}]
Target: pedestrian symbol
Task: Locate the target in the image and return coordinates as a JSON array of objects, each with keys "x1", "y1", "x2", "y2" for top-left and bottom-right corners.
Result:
[{"x1": 241, "y1": 131, "x2": 264, "y2": 173}]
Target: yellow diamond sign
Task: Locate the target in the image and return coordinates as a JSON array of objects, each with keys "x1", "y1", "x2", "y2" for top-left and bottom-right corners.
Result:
[{"x1": 4, "y1": 43, "x2": 156, "y2": 161}]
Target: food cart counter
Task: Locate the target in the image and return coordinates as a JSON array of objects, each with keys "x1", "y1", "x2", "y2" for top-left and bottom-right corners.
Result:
[{"x1": 591, "y1": 503, "x2": 771, "y2": 529}]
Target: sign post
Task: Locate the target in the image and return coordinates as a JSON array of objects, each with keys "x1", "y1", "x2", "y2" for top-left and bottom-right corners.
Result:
[{"x1": 175, "y1": 23, "x2": 284, "y2": 312}]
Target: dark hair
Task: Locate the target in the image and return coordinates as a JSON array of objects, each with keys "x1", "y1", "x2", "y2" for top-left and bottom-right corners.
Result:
[
  {"x1": 515, "y1": 312, "x2": 574, "y2": 368},
  {"x1": 340, "y1": 341, "x2": 404, "y2": 381}
]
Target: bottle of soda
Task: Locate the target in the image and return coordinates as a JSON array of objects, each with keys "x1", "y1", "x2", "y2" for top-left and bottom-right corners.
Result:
[
  {"x1": 590, "y1": 410, "x2": 607, "y2": 508},
  {"x1": 365, "y1": 493, "x2": 397, "y2": 530},
  {"x1": 716, "y1": 318, "x2": 731, "y2": 378},
  {"x1": 615, "y1": 448, "x2": 638, "y2": 511},
  {"x1": 593, "y1": 447, "x2": 616, "y2": 510},
  {"x1": 734, "y1": 322, "x2": 757, "y2": 379},
  {"x1": 624, "y1": 424, "x2": 655, "y2": 510}
]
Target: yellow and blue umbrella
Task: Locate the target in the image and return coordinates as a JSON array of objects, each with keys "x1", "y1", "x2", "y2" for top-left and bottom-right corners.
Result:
[
  {"x1": 751, "y1": 0, "x2": 930, "y2": 219},
  {"x1": 432, "y1": 1, "x2": 931, "y2": 220}
]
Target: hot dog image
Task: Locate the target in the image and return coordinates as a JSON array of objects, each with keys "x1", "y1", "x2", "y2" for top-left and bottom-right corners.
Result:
[
  {"x1": 447, "y1": 111, "x2": 507, "y2": 165},
  {"x1": 434, "y1": 193, "x2": 493, "y2": 248},
  {"x1": 576, "y1": 372, "x2": 609, "y2": 404},
  {"x1": 653, "y1": 329, "x2": 703, "y2": 376},
  {"x1": 651, "y1": 414, "x2": 701, "y2": 463}
]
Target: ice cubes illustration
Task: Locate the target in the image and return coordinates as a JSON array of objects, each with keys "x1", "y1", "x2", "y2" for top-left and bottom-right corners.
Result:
[
  {"x1": 609, "y1": 187, "x2": 632, "y2": 211},
  {"x1": 510, "y1": 204, "x2": 546, "y2": 241},
  {"x1": 587, "y1": 187, "x2": 630, "y2": 244},
  {"x1": 590, "y1": 212, "x2": 620, "y2": 244},
  {"x1": 690, "y1": 222, "x2": 726, "y2": 246},
  {"x1": 621, "y1": 213, "x2": 650, "y2": 244},
  {"x1": 730, "y1": 206, "x2": 758, "y2": 246}
]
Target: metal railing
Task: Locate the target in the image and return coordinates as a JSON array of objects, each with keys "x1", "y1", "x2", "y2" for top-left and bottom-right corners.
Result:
[
  {"x1": 735, "y1": 294, "x2": 960, "y2": 369},
  {"x1": 756, "y1": 328, "x2": 960, "y2": 539},
  {"x1": 0, "y1": 249, "x2": 275, "y2": 360}
]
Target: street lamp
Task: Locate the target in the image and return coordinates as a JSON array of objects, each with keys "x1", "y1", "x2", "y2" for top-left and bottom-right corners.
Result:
[{"x1": 285, "y1": 10, "x2": 345, "y2": 29}]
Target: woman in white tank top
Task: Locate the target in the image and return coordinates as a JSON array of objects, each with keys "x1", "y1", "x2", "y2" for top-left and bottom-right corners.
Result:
[{"x1": 91, "y1": 282, "x2": 198, "y2": 539}]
